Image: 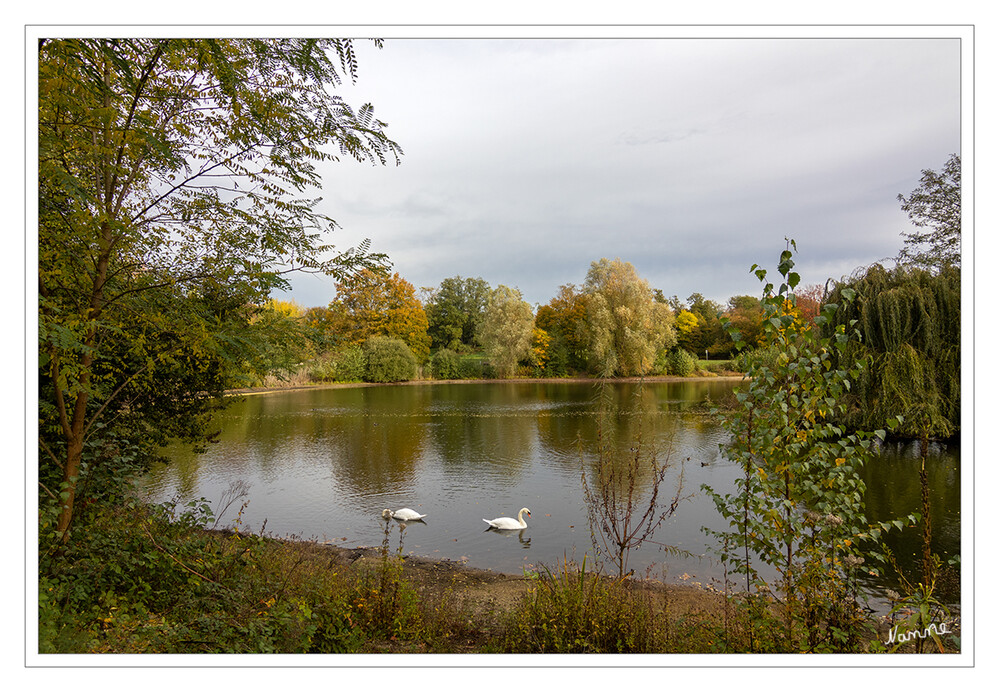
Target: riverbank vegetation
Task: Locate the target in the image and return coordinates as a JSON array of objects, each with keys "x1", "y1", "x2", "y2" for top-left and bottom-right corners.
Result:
[{"x1": 41, "y1": 495, "x2": 957, "y2": 654}]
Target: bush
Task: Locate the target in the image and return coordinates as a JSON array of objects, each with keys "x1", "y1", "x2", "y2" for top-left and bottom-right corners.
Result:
[
  {"x1": 334, "y1": 345, "x2": 366, "y2": 382},
  {"x1": 430, "y1": 349, "x2": 461, "y2": 380},
  {"x1": 306, "y1": 345, "x2": 366, "y2": 383},
  {"x1": 503, "y1": 559, "x2": 668, "y2": 653},
  {"x1": 733, "y1": 342, "x2": 781, "y2": 373},
  {"x1": 363, "y1": 337, "x2": 417, "y2": 383},
  {"x1": 666, "y1": 348, "x2": 696, "y2": 377}
]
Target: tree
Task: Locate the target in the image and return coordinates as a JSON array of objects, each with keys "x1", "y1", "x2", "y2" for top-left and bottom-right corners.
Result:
[
  {"x1": 584, "y1": 259, "x2": 676, "y2": 377},
  {"x1": 476, "y1": 285, "x2": 534, "y2": 377},
  {"x1": 703, "y1": 242, "x2": 902, "y2": 652},
  {"x1": 722, "y1": 295, "x2": 764, "y2": 350},
  {"x1": 685, "y1": 292, "x2": 726, "y2": 357},
  {"x1": 38, "y1": 38, "x2": 401, "y2": 541},
  {"x1": 795, "y1": 284, "x2": 826, "y2": 324},
  {"x1": 825, "y1": 263, "x2": 960, "y2": 440},
  {"x1": 330, "y1": 269, "x2": 431, "y2": 363},
  {"x1": 897, "y1": 153, "x2": 961, "y2": 270},
  {"x1": 673, "y1": 310, "x2": 701, "y2": 353},
  {"x1": 535, "y1": 283, "x2": 589, "y2": 372},
  {"x1": 423, "y1": 276, "x2": 491, "y2": 351}
]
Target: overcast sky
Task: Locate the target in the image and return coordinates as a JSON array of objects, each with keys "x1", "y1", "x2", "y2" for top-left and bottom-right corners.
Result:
[{"x1": 272, "y1": 33, "x2": 962, "y2": 310}]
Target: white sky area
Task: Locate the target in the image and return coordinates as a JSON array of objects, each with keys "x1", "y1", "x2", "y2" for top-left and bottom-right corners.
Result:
[{"x1": 275, "y1": 33, "x2": 962, "y2": 309}]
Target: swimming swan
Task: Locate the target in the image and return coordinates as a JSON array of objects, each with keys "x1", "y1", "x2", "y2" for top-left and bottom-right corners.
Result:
[
  {"x1": 382, "y1": 508, "x2": 427, "y2": 521},
  {"x1": 483, "y1": 507, "x2": 531, "y2": 530}
]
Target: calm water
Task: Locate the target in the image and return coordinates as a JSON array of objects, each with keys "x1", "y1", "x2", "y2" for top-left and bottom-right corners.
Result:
[{"x1": 139, "y1": 380, "x2": 960, "y2": 607}]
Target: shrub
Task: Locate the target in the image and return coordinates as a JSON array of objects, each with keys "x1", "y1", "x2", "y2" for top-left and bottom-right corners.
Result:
[
  {"x1": 733, "y1": 342, "x2": 781, "y2": 374},
  {"x1": 430, "y1": 348, "x2": 461, "y2": 380},
  {"x1": 666, "y1": 348, "x2": 696, "y2": 377},
  {"x1": 503, "y1": 558, "x2": 668, "y2": 653},
  {"x1": 363, "y1": 337, "x2": 417, "y2": 383},
  {"x1": 334, "y1": 345, "x2": 366, "y2": 382}
]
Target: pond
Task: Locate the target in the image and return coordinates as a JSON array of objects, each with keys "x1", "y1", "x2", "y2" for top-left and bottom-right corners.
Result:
[{"x1": 139, "y1": 380, "x2": 960, "y2": 610}]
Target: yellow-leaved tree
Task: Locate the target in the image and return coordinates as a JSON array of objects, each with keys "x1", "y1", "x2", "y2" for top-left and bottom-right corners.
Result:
[
  {"x1": 584, "y1": 258, "x2": 676, "y2": 377},
  {"x1": 331, "y1": 269, "x2": 431, "y2": 363}
]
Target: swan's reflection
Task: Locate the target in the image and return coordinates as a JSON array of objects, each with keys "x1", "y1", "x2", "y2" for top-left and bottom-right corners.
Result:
[{"x1": 484, "y1": 526, "x2": 531, "y2": 547}]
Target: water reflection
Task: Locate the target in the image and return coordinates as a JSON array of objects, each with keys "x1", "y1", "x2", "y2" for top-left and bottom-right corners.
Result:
[
  {"x1": 485, "y1": 527, "x2": 532, "y2": 548},
  {"x1": 141, "y1": 380, "x2": 961, "y2": 607}
]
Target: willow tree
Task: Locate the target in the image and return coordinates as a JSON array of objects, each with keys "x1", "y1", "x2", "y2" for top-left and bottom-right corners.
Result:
[
  {"x1": 584, "y1": 258, "x2": 676, "y2": 377},
  {"x1": 476, "y1": 285, "x2": 535, "y2": 377},
  {"x1": 825, "y1": 264, "x2": 960, "y2": 440},
  {"x1": 38, "y1": 38, "x2": 402, "y2": 541}
]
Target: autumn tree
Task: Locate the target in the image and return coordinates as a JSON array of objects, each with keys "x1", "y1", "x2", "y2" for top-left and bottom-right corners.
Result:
[
  {"x1": 795, "y1": 284, "x2": 826, "y2": 324},
  {"x1": 476, "y1": 285, "x2": 535, "y2": 377},
  {"x1": 331, "y1": 269, "x2": 431, "y2": 363},
  {"x1": 583, "y1": 258, "x2": 676, "y2": 377},
  {"x1": 722, "y1": 295, "x2": 764, "y2": 350},
  {"x1": 535, "y1": 283, "x2": 589, "y2": 373},
  {"x1": 673, "y1": 309, "x2": 701, "y2": 353},
  {"x1": 38, "y1": 38, "x2": 401, "y2": 541},
  {"x1": 897, "y1": 153, "x2": 961, "y2": 270}
]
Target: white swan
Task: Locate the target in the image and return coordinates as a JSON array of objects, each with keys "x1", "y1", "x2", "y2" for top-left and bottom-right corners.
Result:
[
  {"x1": 483, "y1": 507, "x2": 531, "y2": 530},
  {"x1": 382, "y1": 508, "x2": 427, "y2": 521}
]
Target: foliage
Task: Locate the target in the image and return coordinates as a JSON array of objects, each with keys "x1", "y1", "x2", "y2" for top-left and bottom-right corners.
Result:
[
  {"x1": 430, "y1": 348, "x2": 461, "y2": 380},
  {"x1": 503, "y1": 558, "x2": 669, "y2": 653},
  {"x1": 584, "y1": 258, "x2": 676, "y2": 377},
  {"x1": 424, "y1": 276, "x2": 491, "y2": 351},
  {"x1": 38, "y1": 37, "x2": 400, "y2": 540},
  {"x1": 897, "y1": 153, "x2": 961, "y2": 270},
  {"x1": 528, "y1": 326, "x2": 552, "y2": 375},
  {"x1": 38, "y1": 497, "x2": 486, "y2": 654},
  {"x1": 723, "y1": 295, "x2": 764, "y2": 349},
  {"x1": 39, "y1": 491, "x2": 936, "y2": 655},
  {"x1": 665, "y1": 348, "x2": 697, "y2": 377},
  {"x1": 362, "y1": 336, "x2": 417, "y2": 383},
  {"x1": 674, "y1": 310, "x2": 702, "y2": 352},
  {"x1": 824, "y1": 263, "x2": 959, "y2": 440},
  {"x1": 701, "y1": 241, "x2": 903, "y2": 652},
  {"x1": 307, "y1": 345, "x2": 366, "y2": 383},
  {"x1": 476, "y1": 285, "x2": 535, "y2": 378},
  {"x1": 535, "y1": 284, "x2": 590, "y2": 372},
  {"x1": 881, "y1": 547, "x2": 953, "y2": 653},
  {"x1": 330, "y1": 269, "x2": 431, "y2": 363}
]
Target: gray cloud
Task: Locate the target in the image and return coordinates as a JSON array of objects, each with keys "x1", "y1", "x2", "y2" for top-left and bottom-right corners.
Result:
[{"x1": 279, "y1": 35, "x2": 961, "y2": 309}]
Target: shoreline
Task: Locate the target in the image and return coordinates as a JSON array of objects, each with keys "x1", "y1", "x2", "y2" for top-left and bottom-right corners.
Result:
[{"x1": 228, "y1": 373, "x2": 748, "y2": 397}]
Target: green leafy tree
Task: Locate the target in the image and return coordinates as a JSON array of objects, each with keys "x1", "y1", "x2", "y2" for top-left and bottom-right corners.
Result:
[
  {"x1": 897, "y1": 153, "x2": 961, "y2": 270},
  {"x1": 424, "y1": 276, "x2": 491, "y2": 350},
  {"x1": 702, "y1": 242, "x2": 908, "y2": 652},
  {"x1": 38, "y1": 38, "x2": 401, "y2": 541},
  {"x1": 584, "y1": 259, "x2": 676, "y2": 377},
  {"x1": 824, "y1": 264, "x2": 960, "y2": 440},
  {"x1": 476, "y1": 285, "x2": 534, "y2": 378},
  {"x1": 685, "y1": 293, "x2": 726, "y2": 357}
]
